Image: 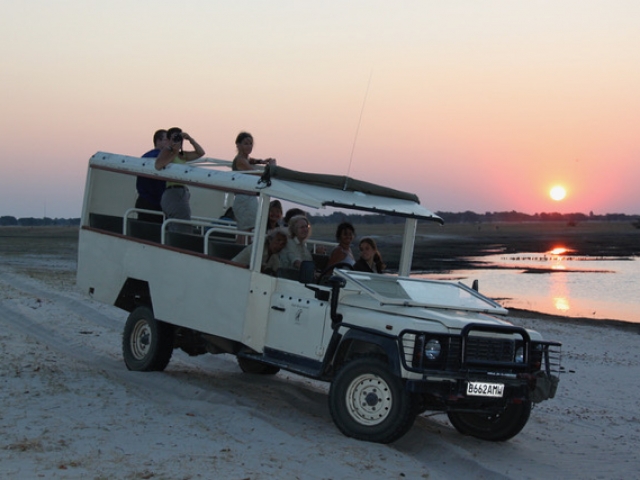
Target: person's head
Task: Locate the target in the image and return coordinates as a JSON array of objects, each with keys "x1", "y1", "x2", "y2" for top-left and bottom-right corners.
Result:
[
  {"x1": 359, "y1": 237, "x2": 384, "y2": 271},
  {"x1": 335, "y1": 222, "x2": 355, "y2": 245},
  {"x1": 266, "y1": 228, "x2": 288, "y2": 253},
  {"x1": 283, "y1": 208, "x2": 306, "y2": 226},
  {"x1": 268, "y1": 200, "x2": 283, "y2": 228},
  {"x1": 153, "y1": 129, "x2": 168, "y2": 149},
  {"x1": 288, "y1": 215, "x2": 311, "y2": 241},
  {"x1": 235, "y1": 131, "x2": 254, "y2": 156},
  {"x1": 167, "y1": 127, "x2": 184, "y2": 151}
]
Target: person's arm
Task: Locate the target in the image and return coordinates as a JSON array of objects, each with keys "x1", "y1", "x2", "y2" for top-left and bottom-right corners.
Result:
[
  {"x1": 234, "y1": 155, "x2": 255, "y2": 171},
  {"x1": 155, "y1": 146, "x2": 175, "y2": 170},
  {"x1": 328, "y1": 246, "x2": 345, "y2": 266},
  {"x1": 249, "y1": 157, "x2": 277, "y2": 166},
  {"x1": 180, "y1": 132, "x2": 205, "y2": 161}
]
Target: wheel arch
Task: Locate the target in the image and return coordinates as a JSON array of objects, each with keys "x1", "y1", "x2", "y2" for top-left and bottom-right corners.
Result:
[
  {"x1": 115, "y1": 277, "x2": 153, "y2": 313},
  {"x1": 331, "y1": 328, "x2": 402, "y2": 376}
]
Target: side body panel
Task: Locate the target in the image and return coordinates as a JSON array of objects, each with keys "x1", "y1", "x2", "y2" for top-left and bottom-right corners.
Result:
[{"x1": 77, "y1": 229, "x2": 250, "y2": 345}]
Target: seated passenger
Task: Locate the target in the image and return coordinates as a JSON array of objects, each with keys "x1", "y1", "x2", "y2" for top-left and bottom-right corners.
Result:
[
  {"x1": 353, "y1": 237, "x2": 386, "y2": 274},
  {"x1": 279, "y1": 215, "x2": 313, "y2": 269},
  {"x1": 267, "y1": 200, "x2": 283, "y2": 232},
  {"x1": 282, "y1": 207, "x2": 305, "y2": 227},
  {"x1": 231, "y1": 228, "x2": 288, "y2": 274},
  {"x1": 327, "y1": 222, "x2": 356, "y2": 268}
]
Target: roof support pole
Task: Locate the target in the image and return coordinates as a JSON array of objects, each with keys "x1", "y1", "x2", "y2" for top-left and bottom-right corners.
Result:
[
  {"x1": 398, "y1": 218, "x2": 417, "y2": 277},
  {"x1": 249, "y1": 193, "x2": 270, "y2": 272}
]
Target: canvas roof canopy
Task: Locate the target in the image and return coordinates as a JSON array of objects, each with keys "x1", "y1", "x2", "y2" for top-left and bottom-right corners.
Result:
[{"x1": 89, "y1": 152, "x2": 443, "y2": 224}]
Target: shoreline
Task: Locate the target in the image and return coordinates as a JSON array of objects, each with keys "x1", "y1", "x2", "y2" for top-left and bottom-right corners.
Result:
[
  {"x1": 507, "y1": 307, "x2": 640, "y2": 331},
  {"x1": 2, "y1": 224, "x2": 637, "y2": 328}
]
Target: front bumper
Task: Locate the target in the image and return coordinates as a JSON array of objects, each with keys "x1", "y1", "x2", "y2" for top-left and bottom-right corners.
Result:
[{"x1": 399, "y1": 323, "x2": 562, "y2": 404}]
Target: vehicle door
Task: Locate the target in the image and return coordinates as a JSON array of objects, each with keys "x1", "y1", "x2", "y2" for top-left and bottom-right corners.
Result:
[{"x1": 264, "y1": 279, "x2": 333, "y2": 361}]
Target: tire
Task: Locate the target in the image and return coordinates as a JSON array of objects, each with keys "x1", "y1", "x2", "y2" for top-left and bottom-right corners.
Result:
[
  {"x1": 237, "y1": 356, "x2": 280, "y2": 375},
  {"x1": 447, "y1": 401, "x2": 532, "y2": 441},
  {"x1": 122, "y1": 306, "x2": 174, "y2": 372},
  {"x1": 328, "y1": 356, "x2": 417, "y2": 444}
]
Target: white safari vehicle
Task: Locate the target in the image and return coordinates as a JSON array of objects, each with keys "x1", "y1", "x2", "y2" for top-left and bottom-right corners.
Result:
[{"x1": 77, "y1": 152, "x2": 561, "y2": 443}]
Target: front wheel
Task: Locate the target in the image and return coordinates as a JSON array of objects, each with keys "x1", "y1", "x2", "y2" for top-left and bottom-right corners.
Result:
[
  {"x1": 447, "y1": 401, "x2": 532, "y2": 441},
  {"x1": 328, "y1": 357, "x2": 416, "y2": 444},
  {"x1": 122, "y1": 306, "x2": 174, "y2": 372}
]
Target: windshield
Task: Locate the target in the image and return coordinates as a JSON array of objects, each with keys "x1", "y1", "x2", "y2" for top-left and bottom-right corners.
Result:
[{"x1": 338, "y1": 270, "x2": 507, "y2": 314}]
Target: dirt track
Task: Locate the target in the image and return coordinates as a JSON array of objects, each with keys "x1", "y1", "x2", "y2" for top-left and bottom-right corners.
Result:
[{"x1": 1, "y1": 224, "x2": 639, "y2": 479}]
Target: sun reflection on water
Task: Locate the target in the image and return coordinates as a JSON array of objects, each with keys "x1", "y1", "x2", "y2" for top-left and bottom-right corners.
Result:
[
  {"x1": 548, "y1": 267, "x2": 570, "y2": 313},
  {"x1": 548, "y1": 246, "x2": 569, "y2": 271},
  {"x1": 553, "y1": 296, "x2": 570, "y2": 311},
  {"x1": 418, "y1": 251, "x2": 638, "y2": 323}
]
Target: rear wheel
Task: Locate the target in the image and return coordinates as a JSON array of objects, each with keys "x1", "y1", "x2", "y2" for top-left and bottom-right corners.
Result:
[
  {"x1": 237, "y1": 356, "x2": 280, "y2": 375},
  {"x1": 122, "y1": 306, "x2": 174, "y2": 371},
  {"x1": 328, "y1": 356, "x2": 416, "y2": 443},
  {"x1": 447, "y1": 401, "x2": 532, "y2": 441}
]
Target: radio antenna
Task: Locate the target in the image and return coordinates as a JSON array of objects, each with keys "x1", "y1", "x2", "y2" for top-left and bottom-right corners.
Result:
[{"x1": 345, "y1": 69, "x2": 373, "y2": 188}]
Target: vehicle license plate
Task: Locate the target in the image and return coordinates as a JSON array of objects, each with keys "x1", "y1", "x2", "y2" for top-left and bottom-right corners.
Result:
[{"x1": 466, "y1": 381, "x2": 504, "y2": 397}]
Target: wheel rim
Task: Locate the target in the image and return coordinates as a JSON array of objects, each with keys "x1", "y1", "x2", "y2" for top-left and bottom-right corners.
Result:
[
  {"x1": 130, "y1": 320, "x2": 152, "y2": 360},
  {"x1": 345, "y1": 373, "x2": 393, "y2": 426}
]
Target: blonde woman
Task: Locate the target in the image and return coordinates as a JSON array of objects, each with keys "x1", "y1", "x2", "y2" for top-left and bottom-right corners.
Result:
[{"x1": 279, "y1": 215, "x2": 313, "y2": 269}]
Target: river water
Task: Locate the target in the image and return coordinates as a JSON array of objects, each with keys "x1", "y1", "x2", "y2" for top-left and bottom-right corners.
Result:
[{"x1": 417, "y1": 251, "x2": 639, "y2": 324}]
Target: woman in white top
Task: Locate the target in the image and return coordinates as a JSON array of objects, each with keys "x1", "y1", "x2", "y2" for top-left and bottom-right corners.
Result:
[
  {"x1": 232, "y1": 132, "x2": 276, "y2": 238},
  {"x1": 328, "y1": 222, "x2": 356, "y2": 268}
]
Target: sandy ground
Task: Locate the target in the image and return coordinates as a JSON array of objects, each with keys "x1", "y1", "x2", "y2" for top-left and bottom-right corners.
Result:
[{"x1": 1, "y1": 235, "x2": 640, "y2": 479}]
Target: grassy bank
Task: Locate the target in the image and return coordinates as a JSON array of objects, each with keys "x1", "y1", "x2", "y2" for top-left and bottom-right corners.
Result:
[{"x1": 0, "y1": 226, "x2": 79, "y2": 258}]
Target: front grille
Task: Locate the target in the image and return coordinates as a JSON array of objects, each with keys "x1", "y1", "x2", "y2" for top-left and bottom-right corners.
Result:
[
  {"x1": 401, "y1": 326, "x2": 535, "y2": 373},
  {"x1": 465, "y1": 337, "x2": 515, "y2": 363},
  {"x1": 400, "y1": 329, "x2": 562, "y2": 379}
]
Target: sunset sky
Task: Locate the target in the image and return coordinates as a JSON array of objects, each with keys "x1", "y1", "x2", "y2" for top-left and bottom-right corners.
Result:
[{"x1": 1, "y1": 1, "x2": 638, "y2": 219}]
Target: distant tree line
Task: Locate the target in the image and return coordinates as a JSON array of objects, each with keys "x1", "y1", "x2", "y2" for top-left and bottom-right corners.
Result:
[
  {"x1": 0, "y1": 216, "x2": 80, "y2": 226},
  {"x1": 308, "y1": 210, "x2": 639, "y2": 225},
  {"x1": 1, "y1": 210, "x2": 638, "y2": 228},
  {"x1": 432, "y1": 210, "x2": 639, "y2": 224}
]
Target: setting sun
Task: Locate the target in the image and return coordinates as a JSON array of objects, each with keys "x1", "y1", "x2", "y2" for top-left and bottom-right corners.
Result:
[{"x1": 550, "y1": 185, "x2": 567, "y2": 201}]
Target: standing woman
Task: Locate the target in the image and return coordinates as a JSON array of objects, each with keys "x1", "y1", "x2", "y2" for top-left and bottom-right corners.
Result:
[
  {"x1": 155, "y1": 127, "x2": 205, "y2": 232},
  {"x1": 232, "y1": 132, "x2": 276, "y2": 241},
  {"x1": 353, "y1": 237, "x2": 386, "y2": 273}
]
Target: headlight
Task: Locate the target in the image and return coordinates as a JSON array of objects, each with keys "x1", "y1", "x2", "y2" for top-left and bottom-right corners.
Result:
[
  {"x1": 515, "y1": 346, "x2": 524, "y2": 363},
  {"x1": 424, "y1": 339, "x2": 442, "y2": 361}
]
